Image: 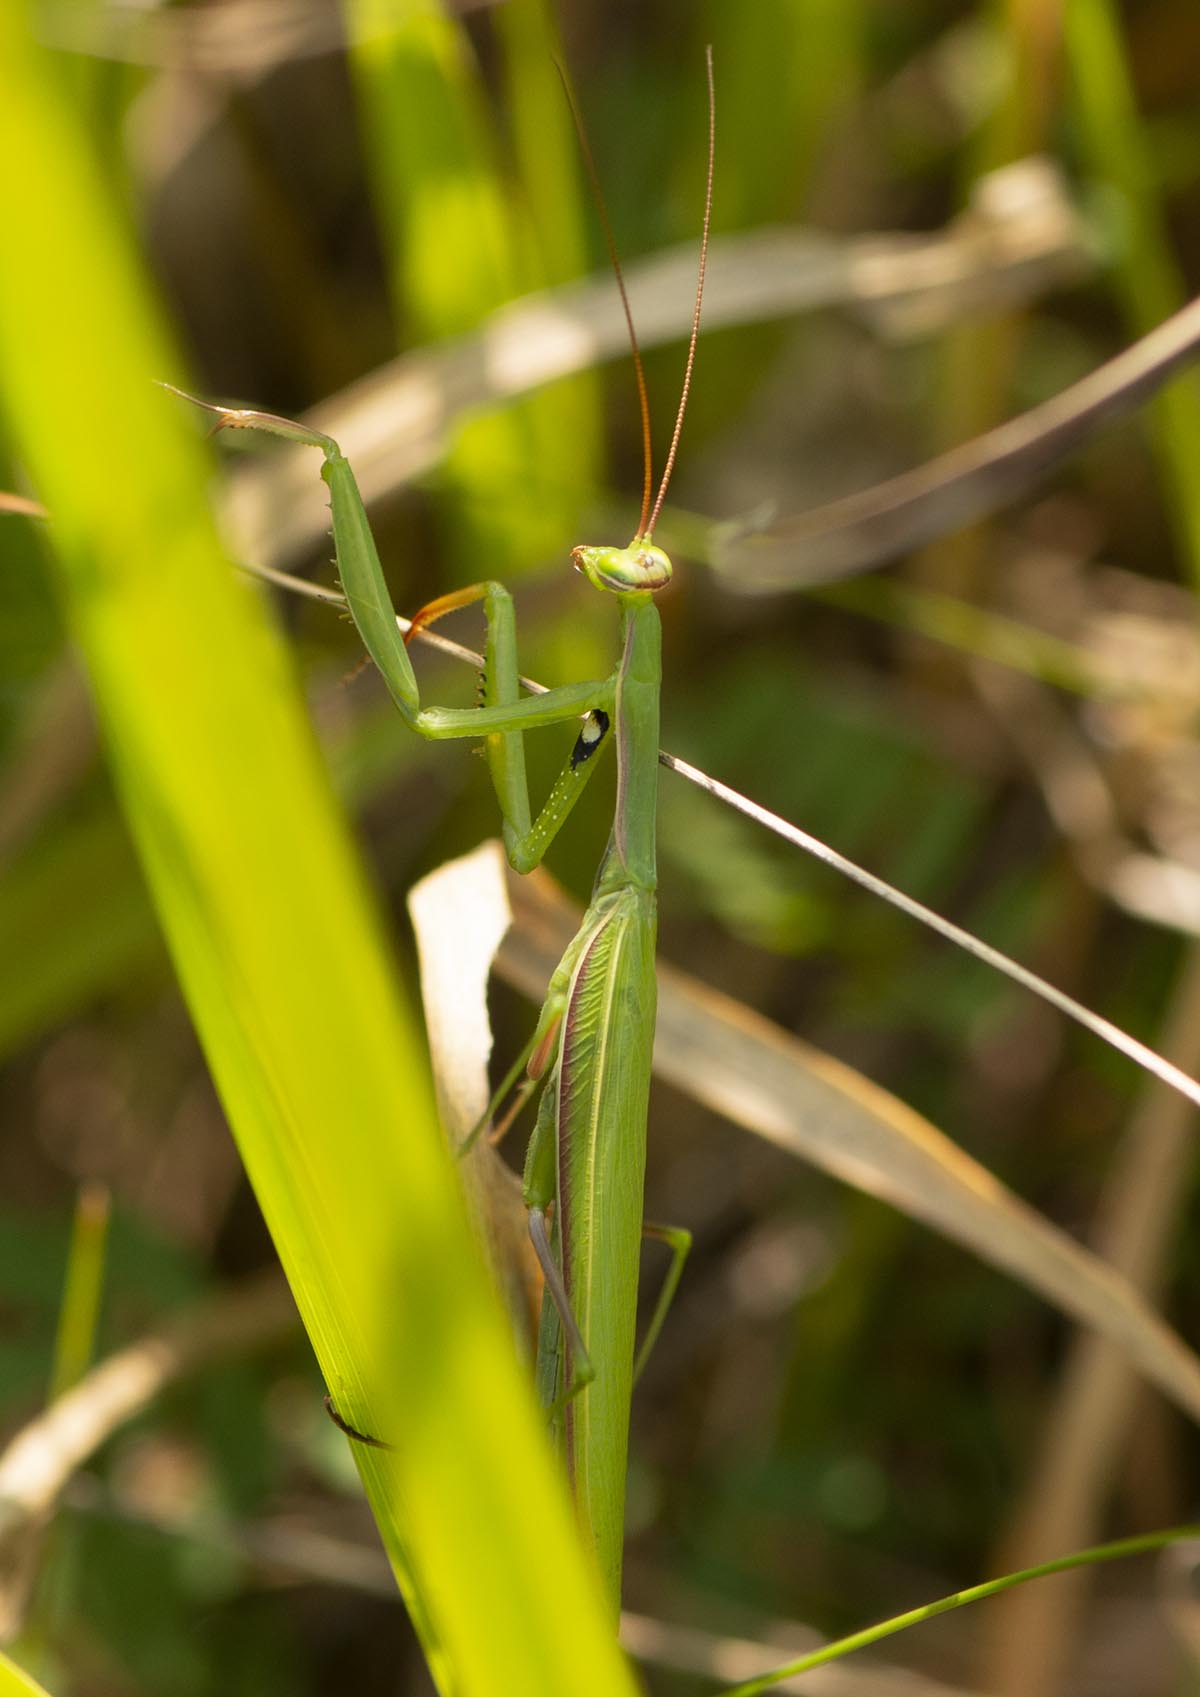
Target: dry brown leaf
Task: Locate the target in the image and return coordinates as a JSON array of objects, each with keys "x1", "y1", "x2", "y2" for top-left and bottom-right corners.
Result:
[{"x1": 407, "y1": 844, "x2": 540, "y2": 1355}]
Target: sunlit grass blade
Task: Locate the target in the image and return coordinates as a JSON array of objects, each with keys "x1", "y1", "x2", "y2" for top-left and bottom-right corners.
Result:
[
  {"x1": 0, "y1": 1650, "x2": 54, "y2": 1697},
  {"x1": 0, "y1": 12, "x2": 635, "y2": 1694}
]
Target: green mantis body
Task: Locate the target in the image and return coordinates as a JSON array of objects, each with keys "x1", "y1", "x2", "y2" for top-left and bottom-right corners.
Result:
[
  {"x1": 180, "y1": 51, "x2": 714, "y2": 1612},
  {"x1": 509, "y1": 591, "x2": 663, "y2": 1602},
  {"x1": 190, "y1": 404, "x2": 676, "y2": 1605}
]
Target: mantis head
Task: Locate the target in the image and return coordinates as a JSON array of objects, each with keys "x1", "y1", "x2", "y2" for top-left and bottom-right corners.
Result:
[
  {"x1": 572, "y1": 538, "x2": 673, "y2": 595},
  {"x1": 562, "y1": 48, "x2": 712, "y2": 603}
]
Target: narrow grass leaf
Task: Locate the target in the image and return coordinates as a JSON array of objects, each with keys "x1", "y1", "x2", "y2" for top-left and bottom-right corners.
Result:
[{"x1": 718, "y1": 1525, "x2": 1200, "y2": 1695}]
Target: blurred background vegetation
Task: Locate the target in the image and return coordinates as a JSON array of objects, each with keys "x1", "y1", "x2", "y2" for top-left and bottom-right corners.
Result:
[{"x1": 3, "y1": 1, "x2": 1200, "y2": 1693}]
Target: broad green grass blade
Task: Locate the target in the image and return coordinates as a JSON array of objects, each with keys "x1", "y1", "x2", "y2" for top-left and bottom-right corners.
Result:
[
  {"x1": 0, "y1": 1650, "x2": 54, "y2": 1697},
  {"x1": 0, "y1": 15, "x2": 635, "y2": 1696}
]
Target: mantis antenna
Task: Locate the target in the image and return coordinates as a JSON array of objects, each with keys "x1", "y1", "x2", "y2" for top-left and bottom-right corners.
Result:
[
  {"x1": 557, "y1": 45, "x2": 715, "y2": 542},
  {"x1": 647, "y1": 43, "x2": 715, "y2": 538}
]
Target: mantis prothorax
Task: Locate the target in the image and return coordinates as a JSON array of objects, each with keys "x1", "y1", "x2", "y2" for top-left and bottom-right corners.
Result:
[{"x1": 172, "y1": 49, "x2": 716, "y2": 1611}]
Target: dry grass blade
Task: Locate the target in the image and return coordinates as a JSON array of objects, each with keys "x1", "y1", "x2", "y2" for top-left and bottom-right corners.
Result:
[
  {"x1": 712, "y1": 293, "x2": 1200, "y2": 587},
  {"x1": 221, "y1": 166, "x2": 1087, "y2": 568},
  {"x1": 0, "y1": 493, "x2": 46, "y2": 518},
  {"x1": 495, "y1": 859, "x2": 1200, "y2": 1428},
  {"x1": 33, "y1": 0, "x2": 504, "y2": 74},
  {"x1": 665, "y1": 755, "x2": 1200, "y2": 1112},
  {"x1": 979, "y1": 940, "x2": 1200, "y2": 1694},
  {"x1": 0, "y1": 1273, "x2": 295, "y2": 1639}
]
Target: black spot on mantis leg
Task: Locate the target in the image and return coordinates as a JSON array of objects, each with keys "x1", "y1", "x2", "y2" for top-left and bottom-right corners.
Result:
[{"x1": 570, "y1": 709, "x2": 610, "y2": 770}]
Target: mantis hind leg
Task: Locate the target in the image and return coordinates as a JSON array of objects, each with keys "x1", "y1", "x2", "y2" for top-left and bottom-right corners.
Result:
[
  {"x1": 528, "y1": 1205, "x2": 594, "y2": 1421},
  {"x1": 527, "y1": 1208, "x2": 692, "y2": 1414},
  {"x1": 633, "y1": 1221, "x2": 693, "y2": 1384}
]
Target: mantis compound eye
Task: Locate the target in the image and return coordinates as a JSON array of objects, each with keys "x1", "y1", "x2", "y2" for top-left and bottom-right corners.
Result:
[{"x1": 571, "y1": 540, "x2": 673, "y2": 594}]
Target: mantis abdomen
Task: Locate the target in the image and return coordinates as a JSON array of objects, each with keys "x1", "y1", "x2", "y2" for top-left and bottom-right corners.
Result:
[{"x1": 555, "y1": 883, "x2": 657, "y2": 1603}]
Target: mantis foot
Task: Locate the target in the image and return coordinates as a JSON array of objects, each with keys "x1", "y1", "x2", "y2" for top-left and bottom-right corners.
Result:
[{"x1": 323, "y1": 1393, "x2": 392, "y2": 1450}]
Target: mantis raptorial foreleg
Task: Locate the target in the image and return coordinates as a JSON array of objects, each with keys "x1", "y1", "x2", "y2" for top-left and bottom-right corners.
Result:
[
  {"x1": 402, "y1": 579, "x2": 616, "y2": 874},
  {"x1": 165, "y1": 394, "x2": 617, "y2": 879}
]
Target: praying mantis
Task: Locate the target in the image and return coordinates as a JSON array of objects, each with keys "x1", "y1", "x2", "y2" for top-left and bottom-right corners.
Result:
[
  {"x1": 163, "y1": 41, "x2": 1200, "y2": 1634},
  {"x1": 172, "y1": 50, "x2": 717, "y2": 1613}
]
